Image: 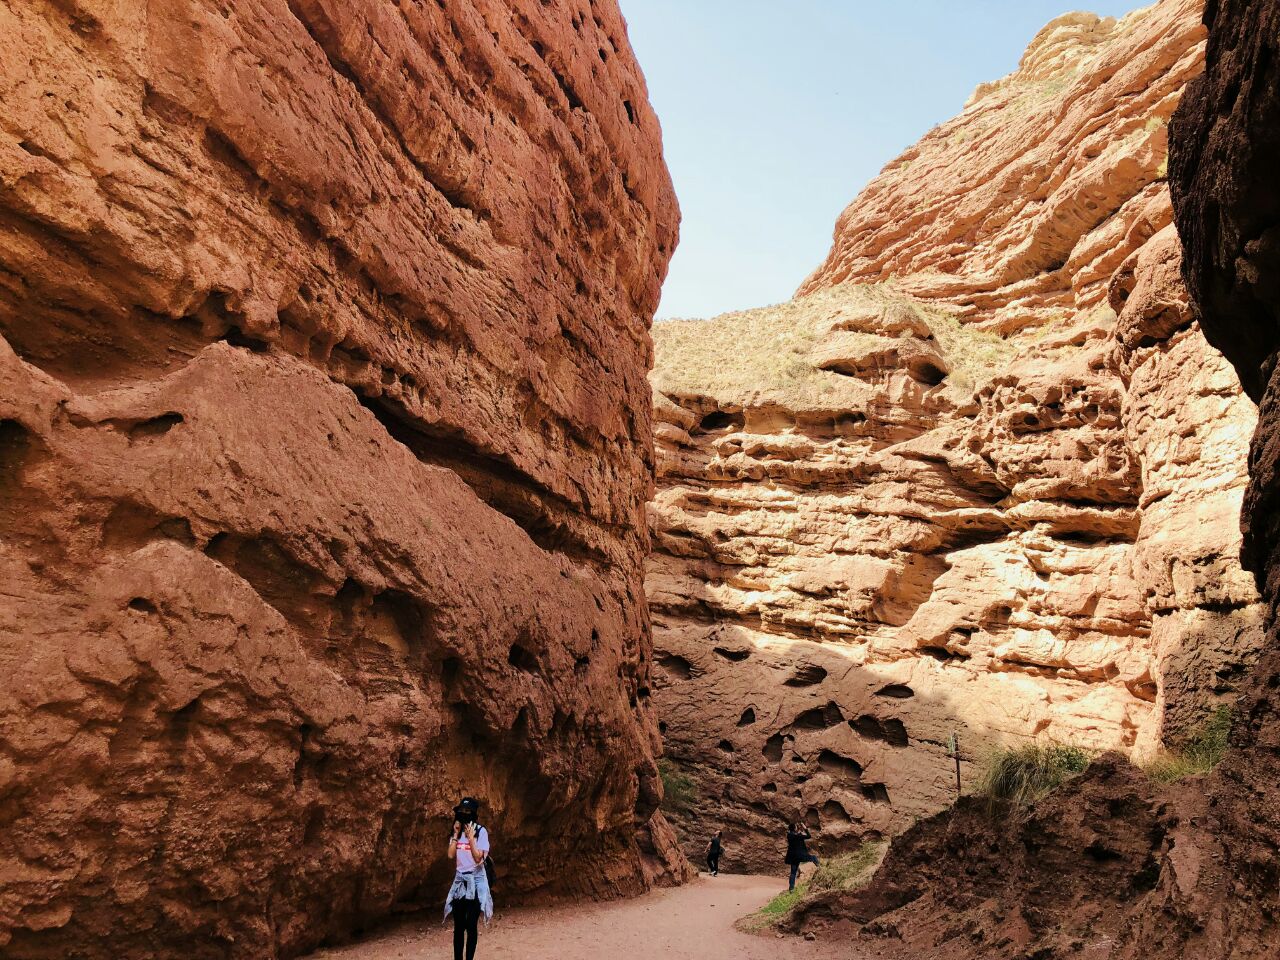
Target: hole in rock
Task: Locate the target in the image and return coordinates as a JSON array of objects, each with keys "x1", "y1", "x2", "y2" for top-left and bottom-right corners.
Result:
[
  {"x1": 817, "y1": 749, "x2": 862, "y2": 781},
  {"x1": 127, "y1": 597, "x2": 158, "y2": 614},
  {"x1": 874, "y1": 684, "x2": 914, "y2": 699},
  {"x1": 658, "y1": 720, "x2": 668, "y2": 734},
  {"x1": 101, "y1": 504, "x2": 196, "y2": 553},
  {"x1": 762, "y1": 782, "x2": 777, "y2": 793},
  {"x1": 0, "y1": 419, "x2": 49, "y2": 531},
  {"x1": 713, "y1": 646, "x2": 751, "y2": 662},
  {"x1": 695, "y1": 410, "x2": 744, "y2": 433},
  {"x1": 508, "y1": 643, "x2": 539, "y2": 673},
  {"x1": 574, "y1": 654, "x2": 590, "y2": 675},
  {"x1": 656, "y1": 653, "x2": 694, "y2": 680},
  {"x1": 851, "y1": 715, "x2": 910, "y2": 747},
  {"x1": 784, "y1": 663, "x2": 828, "y2": 687},
  {"x1": 860, "y1": 783, "x2": 890, "y2": 804},
  {"x1": 737, "y1": 707, "x2": 756, "y2": 727},
  {"x1": 822, "y1": 800, "x2": 852, "y2": 824},
  {"x1": 128, "y1": 413, "x2": 185, "y2": 439},
  {"x1": 762, "y1": 733, "x2": 785, "y2": 763},
  {"x1": 921, "y1": 645, "x2": 971, "y2": 663},
  {"x1": 622, "y1": 98, "x2": 635, "y2": 123},
  {"x1": 908, "y1": 360, "x2": 948, "y2": 386},
  {"x1": 805, "y1": 808, "x2": 821, "y2": 831},
  {"x1": 792, "y1": 702, "x2": 845, "y2": 730},
  {"x1": 717, "y1": 739, "x2": 735, "y2": 753},
  {"x1": 1084, "y1": 842, "x2": 1123, "y2": 863}
]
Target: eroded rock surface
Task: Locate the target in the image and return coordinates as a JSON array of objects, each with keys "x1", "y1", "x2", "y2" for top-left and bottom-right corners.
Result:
[
  {"x1": 0, "y1": 1, "x2": 685, "y2": 956},
  {"x1": 648, "y1": 0, "x2": 1265, "y2": 872},
  {"x1": 782, "y1": 1, "x2": 1280, "y2": 956}
]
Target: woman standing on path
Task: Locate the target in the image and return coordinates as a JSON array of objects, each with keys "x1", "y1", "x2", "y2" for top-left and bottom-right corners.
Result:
[
  {"x1": 784, "y1": 822, "x2": 819, "y2": 891},
  {"x1": 445, "y1": 797, "x2": 492, "y2": 960}
]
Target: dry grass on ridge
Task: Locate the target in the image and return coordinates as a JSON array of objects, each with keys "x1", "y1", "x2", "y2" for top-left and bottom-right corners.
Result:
[{"x1": 651, "y1": 283, "x2": 1017, "y2": 409}]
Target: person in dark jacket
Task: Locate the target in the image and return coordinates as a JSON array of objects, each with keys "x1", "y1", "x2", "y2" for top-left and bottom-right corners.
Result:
[
  {"x1": 784, "y1": 822, "x2": 819, "y2": 890},
  {"x1": 706, "y1": 830, "x2": 723, "y2": 876}
]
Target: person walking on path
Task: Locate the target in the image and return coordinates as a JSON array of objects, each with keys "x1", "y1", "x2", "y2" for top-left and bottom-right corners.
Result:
[
  {"x1": 784, "y1": 822, "x2": 819, "y2": 891},
  {"x1": 706, "y1": 831, "x2": 723, "y2": 876},
  {"x1": 444, "y1": 797, "x2": 493, "y2": 960}
]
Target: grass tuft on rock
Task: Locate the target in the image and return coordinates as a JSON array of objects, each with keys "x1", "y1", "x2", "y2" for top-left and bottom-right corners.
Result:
[
  {"x1": 975, "y1": 743, "x2": 1093, "y2": 811},
  {"x1": 1144, "y1": 706, "x2": 1232, "y2": 784},
  {"x1": 658, "y1": 758, "x2": 698, "y2": 812},
  {"x1": 739, "y1": 842, "x2": 886, "y2": 933}
]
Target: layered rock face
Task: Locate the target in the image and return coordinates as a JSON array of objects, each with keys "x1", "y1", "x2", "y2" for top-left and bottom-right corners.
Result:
[
  {"x1": 0, "y1": 2, "x2": 684, "y2": 957},
  {"x1": 649, "y1": 0, "x2": 1264, "y2": 871},
  {"x1": 787, "y1": 3, "x2": 1280, "y2": 955}
]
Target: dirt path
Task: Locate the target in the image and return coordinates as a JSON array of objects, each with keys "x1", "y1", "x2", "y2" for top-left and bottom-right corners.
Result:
[{"x1": 305, "y1": 874, "x2": 865, "y2": 960}]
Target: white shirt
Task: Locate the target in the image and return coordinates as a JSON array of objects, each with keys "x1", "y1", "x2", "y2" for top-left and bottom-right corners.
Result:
[{"x1": 454, "y1": 825, "x2": 490, "y2": 873}]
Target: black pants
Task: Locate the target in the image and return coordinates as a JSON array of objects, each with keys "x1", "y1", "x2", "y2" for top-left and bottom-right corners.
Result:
[
  {"x1": 707, "y1": 853, "x2": 720, "y2": 875},
  {"x1": 451, "y1": 897, "x2": 480, "y2": 960}
]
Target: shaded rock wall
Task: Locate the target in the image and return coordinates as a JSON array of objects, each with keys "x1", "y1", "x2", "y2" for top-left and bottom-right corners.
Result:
[
  {"x1": 0, "y1": 1, "x2": 685, "y2": 957},
  {"x1": 786, "y1": 1, "x2": 1280, "y2": 957},
  {"x1": 648, "y1": 0, "x2": 1265, "y2": 872}
]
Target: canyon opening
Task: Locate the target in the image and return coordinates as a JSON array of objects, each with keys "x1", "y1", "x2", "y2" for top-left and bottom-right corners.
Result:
[{"x1": 2, "y1": 1, "x2": 1279, "y2": 960}]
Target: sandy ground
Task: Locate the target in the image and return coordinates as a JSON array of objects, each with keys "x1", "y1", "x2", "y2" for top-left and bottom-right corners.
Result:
[{"x1": 304, "y1": 873, "x2": 863, "y2": 960}]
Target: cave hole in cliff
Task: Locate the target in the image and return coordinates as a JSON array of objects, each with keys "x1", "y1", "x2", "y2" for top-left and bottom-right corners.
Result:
[
  {"x1": 907, "y1": 359, "x2": 948, "y2": 386},
  {"x1": 101, "y1": 502, "x2": 196, "y2": 553},
  {"x1": 763, "y1": 782, "x2": 777, "y2": 793},
  {"x1": 695, "y1": 410, "x2": 744, "y2": 434},
  {"x1": 508, "y1": 642, "x2": 540, "y2": 674},
  {"x1": 875, "y1": 683, "x2": 914, "y2": 699},
  {"x1": 860, "y1": 783, "x2": 891, "y2": 805},
  {"x1": 920, "y1": 645, "x2": 972, "y2": 663},
  {"x1": 127, "y1": 597, "x2": 159, "y2": 615},
  {"x1": 717, "y1": 739, "x2": 735, "y2": 753},
  {"x1": 784, "y1": 663, "x2": 828, "y2": 687},
  {"x1": 804, "y1": 808, "x2": 821, "y2": 831},
  {"x1": 822, "y1": 800, "x2": 852, "y2": 825},
  {"x1": 762, "y1": 733, "x2": 786, "y2": 763},
  {"x1": 851, "y1": 715, "x2": 910, "y2": 747},
  {"x1": 737, "y1": 707, "x2": 757, "y2": 726},
  {"x1": 792, "y1": 702, "x2": 845, "y2": 730},
  {"x1": 0, "y1": 419, "x2": 46, "y2": 518},
  {"x1": 656, "y1": 653, "x2": 694, "y2": 680},
  {"x1": 713, "y1": 646, "x2": 751, "y2": 662},
  {"x1": 817, "y1": 749, "x2": 862, "y2": 781}
]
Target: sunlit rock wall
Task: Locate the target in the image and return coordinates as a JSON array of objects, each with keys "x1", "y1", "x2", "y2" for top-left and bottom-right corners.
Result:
[
  {"x1": 648, "y1": 0, "x2": 1263, "y2": 871},
  {"x1": 0, "y1": 1, "x2": 687, "y2": 956}
]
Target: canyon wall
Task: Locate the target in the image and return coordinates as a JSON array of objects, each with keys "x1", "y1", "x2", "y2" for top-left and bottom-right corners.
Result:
[
  {"x1": 649, "y1": 0, "x2": 1265, "y2": 871},
  {"x1": 787, "y1": 2, "x2": 1280, "y2": 955},
  {"x1": 0, "y1": 1, "x2": 685, "y2": 957}
]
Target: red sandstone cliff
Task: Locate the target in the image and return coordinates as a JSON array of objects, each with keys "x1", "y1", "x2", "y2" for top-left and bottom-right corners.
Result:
[
  {"x1": 648, "y1": 0, "x2": 1264, "y2": 873},
  {"x1": 781, "y1": 1, "x2": 1280, "y2": 956},
  {"x1": 0, "y1": 1, "x2": 686, "y2": 956}
]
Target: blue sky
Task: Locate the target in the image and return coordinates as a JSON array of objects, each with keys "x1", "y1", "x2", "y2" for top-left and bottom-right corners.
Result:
[{"x1": 622, "y1": 1, "x2": 1141, "y2": 319}]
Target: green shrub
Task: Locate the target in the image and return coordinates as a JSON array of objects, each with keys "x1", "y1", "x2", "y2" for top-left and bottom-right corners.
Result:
[
  {"x1": 975, "y1": 743, "x2": 1093, "y2": 811},
  {"x1": 1145, "y1": 707, "x2": 1232, "y2": 784},
  {"x1": 658, "y1": 758, "x2": 697, "y2": 811}
]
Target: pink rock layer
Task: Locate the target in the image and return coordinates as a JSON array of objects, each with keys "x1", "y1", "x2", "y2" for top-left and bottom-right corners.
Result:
[{"x1": 0, "y1": 1, "x2": 688, "y2": 957}]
